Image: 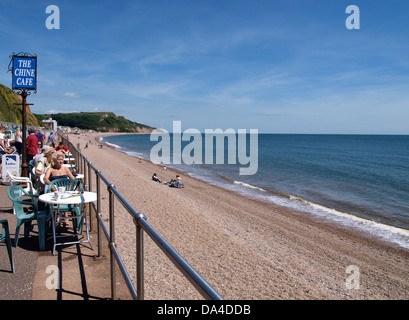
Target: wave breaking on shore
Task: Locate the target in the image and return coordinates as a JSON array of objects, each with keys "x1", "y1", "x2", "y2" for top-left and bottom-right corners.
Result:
[{"x1": 219, "y1": 176, "x2": 409, "y2": 250}]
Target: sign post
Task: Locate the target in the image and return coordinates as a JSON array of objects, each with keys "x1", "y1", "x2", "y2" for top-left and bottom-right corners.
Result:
[{"x1": 8, "y1": 52, "x2": 37, "y2": 177}]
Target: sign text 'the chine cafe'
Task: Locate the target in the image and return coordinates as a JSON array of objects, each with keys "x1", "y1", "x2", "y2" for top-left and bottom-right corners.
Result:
[{"x1": 12, "y1": 55, "x2": 37, "y2": 91}]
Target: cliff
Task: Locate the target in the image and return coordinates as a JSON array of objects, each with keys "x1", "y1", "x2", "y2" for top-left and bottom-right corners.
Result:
[{"x1": 0, "y1": 84, "x2": 41, "y2": 126}]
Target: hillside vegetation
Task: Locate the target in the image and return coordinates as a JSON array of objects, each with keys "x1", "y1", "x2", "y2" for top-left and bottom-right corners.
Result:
[
  {"x1": 34, "y1": 112, "x2": 155, "y2": 133},
  {"x1": 0, "y1": 84, "x2": 41, "y2": 126}
]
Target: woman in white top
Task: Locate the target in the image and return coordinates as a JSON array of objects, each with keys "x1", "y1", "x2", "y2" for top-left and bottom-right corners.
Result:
[
  {"x1": 14, "y1": 127, "x2": 23, "y2": 154},
  {"x1": 34, "y1": 146, "x2": 55, "y2": 194}
]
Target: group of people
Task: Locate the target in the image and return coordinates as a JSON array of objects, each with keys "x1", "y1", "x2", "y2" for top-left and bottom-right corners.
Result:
[
  {"x1": 0, "y1": 126, "x2": 56, "y2": 157},
  {"x1": 152, "y1": 173, "x2": 184, "y2": 188},
  {"x1": 0, "y1": 124, "x2": 73, "y2": 193},
  {"x1": 32, "y1": 146, "x2": 74, "y2": 193},
  {"x1": 0, "y1": 125, "x2": 21, "y2": 155},
  {"x1": 30, "y1": 141, "x2": 76, "y2": 226},
  {"x1": 0, "y1": 125, "x2": 20, "y2": 177},
  {"x1": 26, "y1": 128, "x2": 63, "y2": 163}
]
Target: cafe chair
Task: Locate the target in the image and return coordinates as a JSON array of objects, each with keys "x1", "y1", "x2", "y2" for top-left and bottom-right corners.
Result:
[
  {"x1": 48, "y1": 178, "x2": 84, "y2": 233},
  {"x1": 7, "y1": 185, "x2": 51, "y2": 250},
  {"x1": 6, "y1": 171, "x2": 37, "y2": 196},
  {"x1": 0, "y1": 219, "x2": 15, "y2": 273}
]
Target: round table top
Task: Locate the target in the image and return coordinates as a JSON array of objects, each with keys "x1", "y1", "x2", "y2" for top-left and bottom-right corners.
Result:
[{"x1": 39, "y1": 191, "x2": 96, "y2": 205}]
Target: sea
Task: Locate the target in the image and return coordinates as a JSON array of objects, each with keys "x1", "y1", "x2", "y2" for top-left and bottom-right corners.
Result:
[{"x1": 101, "y1": 133, "x2": 409, "y2": 249}]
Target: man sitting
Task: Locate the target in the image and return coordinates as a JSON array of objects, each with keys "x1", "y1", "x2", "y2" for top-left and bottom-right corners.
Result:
[{"x1": 55, "y1": 141, "x2": 69, "y2": 154}]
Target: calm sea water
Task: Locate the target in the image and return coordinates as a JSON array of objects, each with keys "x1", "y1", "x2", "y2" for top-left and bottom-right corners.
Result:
[{"x1": 102, "y1": 133, "x2": 409, "y2": 249}]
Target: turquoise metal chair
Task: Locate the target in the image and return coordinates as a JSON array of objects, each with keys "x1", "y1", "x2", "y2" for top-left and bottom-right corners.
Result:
[
  {"x1": 7, "y1": 185, "x2": 51, "y2": 250},
  {"x1": 48, "y1": 178, "x2": 84, "y2": 233},
  {"x1": 0, "y1": 219, "x2": 15, "y2": 273}
]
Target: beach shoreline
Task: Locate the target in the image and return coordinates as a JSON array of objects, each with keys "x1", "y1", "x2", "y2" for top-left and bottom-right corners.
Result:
[
  {"x1": 97, "y1": 132, "x2": 409, "y2": 250},
  {"x1": 70, "y1": 132, "x2": 409, "y2": 299}
]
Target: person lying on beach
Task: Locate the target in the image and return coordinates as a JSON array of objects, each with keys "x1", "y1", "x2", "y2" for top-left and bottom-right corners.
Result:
[
  {"x1": 164, "y1": 175, "x2": 184, "y2": 188},
  {"x1": 164, "y1": 179, "x2": 175, "y2": 186},
  {"x1": 152, "y1": 173, "x2": 162, "y2": 183}
]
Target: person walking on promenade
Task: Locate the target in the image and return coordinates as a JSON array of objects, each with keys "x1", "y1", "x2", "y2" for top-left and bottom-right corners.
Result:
[{"x1": 49, "y1": 131, "x2": 55, "y2": 147}]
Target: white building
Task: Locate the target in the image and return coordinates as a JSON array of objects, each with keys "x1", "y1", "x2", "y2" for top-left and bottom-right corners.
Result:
[{"x1": 42, "y1": 118, "x2": 58, "y2": 132}]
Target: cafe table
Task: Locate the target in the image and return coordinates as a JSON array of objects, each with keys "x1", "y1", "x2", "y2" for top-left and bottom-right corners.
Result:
[{"x1": 39, "y1": 191, "x2": 96, "y2": 255}]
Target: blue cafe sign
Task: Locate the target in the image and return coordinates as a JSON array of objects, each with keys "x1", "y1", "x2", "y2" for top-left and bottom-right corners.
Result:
[{"x1": 11, "y1": 54, "x2": 37, "y2": 91}]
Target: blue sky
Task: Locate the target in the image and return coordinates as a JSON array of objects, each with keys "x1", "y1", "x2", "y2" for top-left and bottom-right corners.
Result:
[{"x1": 1, "y1": 0, "x2": 409, "y2": 134}]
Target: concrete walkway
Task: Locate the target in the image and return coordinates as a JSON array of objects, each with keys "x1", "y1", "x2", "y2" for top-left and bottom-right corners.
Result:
[{"x1": 0, "y1": 181, "x2": 131, "y2": 300}]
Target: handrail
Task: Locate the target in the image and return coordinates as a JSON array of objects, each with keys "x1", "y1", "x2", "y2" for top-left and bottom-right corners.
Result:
[{"x1": 62, "y1": 136, "x2": 223, "y2": 300}]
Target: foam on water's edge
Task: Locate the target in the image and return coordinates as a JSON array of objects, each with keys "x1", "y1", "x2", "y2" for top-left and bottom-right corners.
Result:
[
  {"x1": 105, "y1": 142, "x2": 123, "y2": 149},
  {"x1": 227, "y1": 178, "x2": 409, "y2": 250}
]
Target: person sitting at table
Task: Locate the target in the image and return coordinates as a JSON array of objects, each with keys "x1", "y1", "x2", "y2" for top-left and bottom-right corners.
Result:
[
  {"x1": 55, "y1": 141, "x2": 69, "y2": 154},
  {"x1": 44, "y1": 151, "x2": 77, "y2": 227},
  {"x1": 34, "y1": 146, "x2": 55, "y2": 194},
  {"x1": 44, "y1": 151, "x2": 76, "y2": 187}
]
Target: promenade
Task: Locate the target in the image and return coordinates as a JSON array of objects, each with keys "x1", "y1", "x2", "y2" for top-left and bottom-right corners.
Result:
[{"x1": 0, "y1": 181, "x2": 126, "y2": 300}]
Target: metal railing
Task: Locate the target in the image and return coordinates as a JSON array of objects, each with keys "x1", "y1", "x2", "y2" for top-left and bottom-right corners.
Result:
[{"x1": 62, "y1": 136, "x2": 223, "y2": 300}]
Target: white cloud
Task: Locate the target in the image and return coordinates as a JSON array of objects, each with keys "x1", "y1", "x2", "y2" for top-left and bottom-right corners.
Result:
[{"x1": 63, "y1": 92, "x2": 80, "y2": 98}]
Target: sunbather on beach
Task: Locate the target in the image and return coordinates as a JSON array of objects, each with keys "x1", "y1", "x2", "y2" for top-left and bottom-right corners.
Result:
[
  {"x1": 164, "y1": 178, "x2": 174, "y2": 186},
  {"x1": 174, "y1": 175, "x2": 184, "y2": 188},
  {"x1": 152, "y1": 173, "x2": 162, "y2": 183},
  {"x1": 164, "y1": 175, "x2": 184, "y2": 188}
]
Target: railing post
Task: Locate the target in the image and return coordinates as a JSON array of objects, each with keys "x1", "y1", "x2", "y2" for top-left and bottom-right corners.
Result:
[
  {"x1": 75, "y1": 150, "x2": 79, "y2": 173},
  {"x1": 83, "y1": 157, "x2": 87, "y2": 186},
  {"x1": 87, "y1": 161, "x2": 93, "y2": 231},
  {"x1": 135, "y1": 213, "x2": 146, "y2": 300},
  {"x1": 96, "y1": 170, "x2": 102, "y2": 258},
  {"x1": 108, "y1": 183, "x2": 116, "y2": 300}
]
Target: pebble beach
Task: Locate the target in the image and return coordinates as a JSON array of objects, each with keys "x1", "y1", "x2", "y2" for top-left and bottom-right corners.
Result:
[{"x1": 71, "y1": 132, "x2": 409, "y2": 300}]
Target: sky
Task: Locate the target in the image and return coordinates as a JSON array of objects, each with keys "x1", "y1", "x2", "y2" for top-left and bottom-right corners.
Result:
[{"x1": 1, "y1": 0, "x2": 409, "y2": 134}]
